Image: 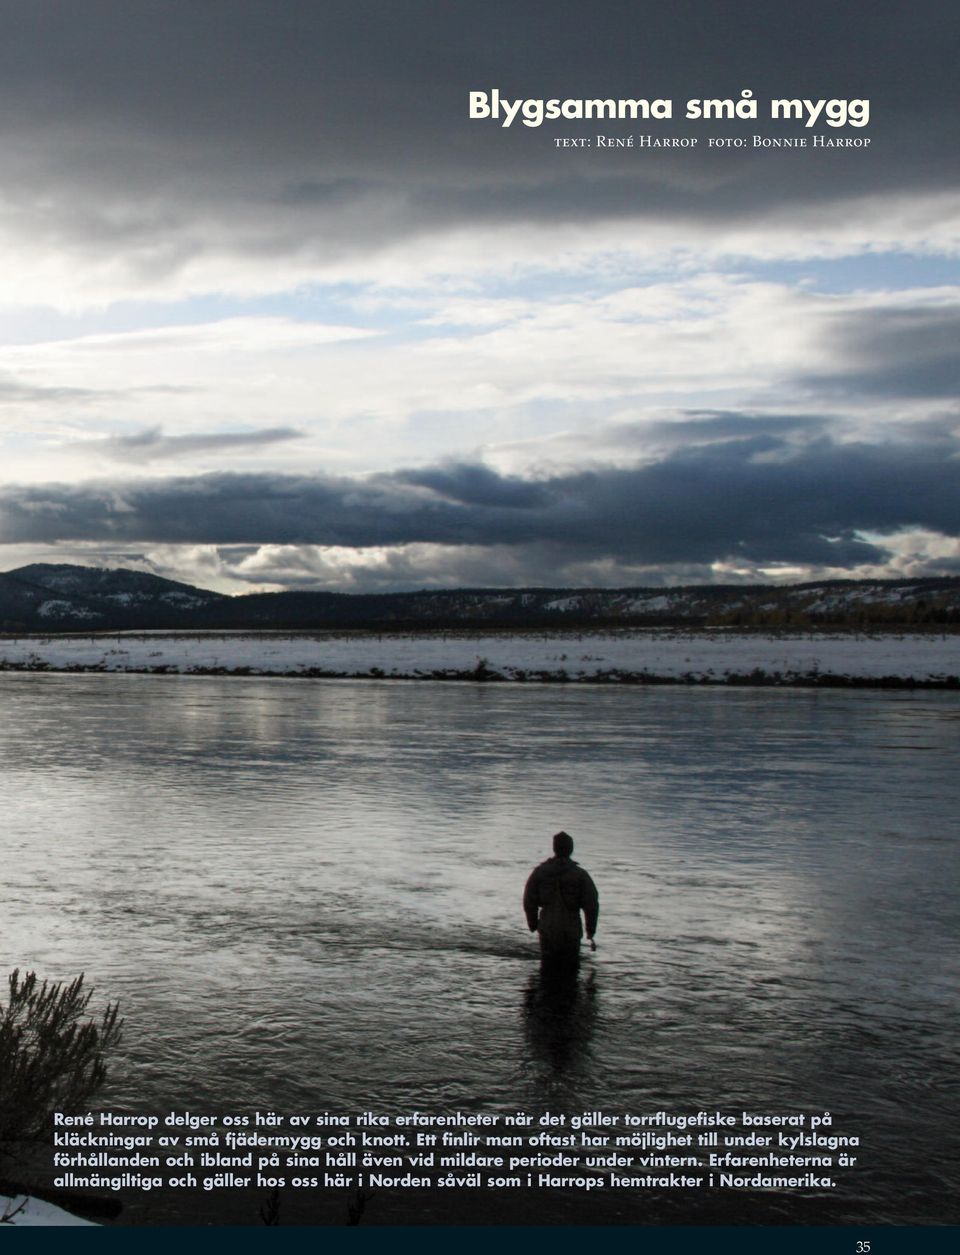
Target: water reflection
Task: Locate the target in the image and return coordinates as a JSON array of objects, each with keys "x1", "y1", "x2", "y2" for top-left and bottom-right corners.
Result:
[{"x1": 522, "y1": 958, "x2": 598, "y2": 1095}]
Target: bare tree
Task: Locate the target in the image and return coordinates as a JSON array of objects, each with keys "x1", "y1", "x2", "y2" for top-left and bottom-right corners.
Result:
[{"x1": 0, "y1": 970, "x2": 123, "y2": 1149}]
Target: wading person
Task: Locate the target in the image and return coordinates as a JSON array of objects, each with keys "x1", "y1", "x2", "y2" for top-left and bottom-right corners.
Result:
[{"x1": 523, "y1": 831, "x2": 599, "y2": 964}]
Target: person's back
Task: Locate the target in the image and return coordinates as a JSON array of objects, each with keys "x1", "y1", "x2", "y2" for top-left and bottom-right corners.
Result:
[{"x1": 523, "y1": 831, "x2": 599, "y2": 962}]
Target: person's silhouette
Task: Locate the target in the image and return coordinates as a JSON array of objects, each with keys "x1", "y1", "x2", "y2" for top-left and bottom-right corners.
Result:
[{"x1": 523, "y1": 831, "x2": 599, "y2": 964}]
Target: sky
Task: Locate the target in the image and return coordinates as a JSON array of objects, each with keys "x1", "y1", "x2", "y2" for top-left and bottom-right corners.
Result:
[{"x1": 0, "y1": 0, "x2": 958, "y2": 594}]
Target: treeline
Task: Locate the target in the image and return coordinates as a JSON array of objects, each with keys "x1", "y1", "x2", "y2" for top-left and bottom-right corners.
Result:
[{"x1": 715, "y1": 603, "x2": 960, "y2": 630}]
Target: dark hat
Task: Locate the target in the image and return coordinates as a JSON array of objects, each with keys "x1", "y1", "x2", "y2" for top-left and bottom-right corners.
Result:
[{"x1": 552, "y1": 830, "x2": 574, "y2": 856}]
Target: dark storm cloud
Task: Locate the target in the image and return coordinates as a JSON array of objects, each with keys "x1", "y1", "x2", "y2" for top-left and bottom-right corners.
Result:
[
  {"x1": 806, "y1": 304, "x2": 960, "y2": 398},
  {"x1": 398, "y1": 462, "x2": 551, "y2": 508},
  {"x1": 3, "y1": 422, "x2": 960, "y2": 568},
  {"x1": 79, "y1": 425, "x2": 305, "y2": 462},
  {"x1": 0, "y1": 0, "x2": 955, "y2": 264}
]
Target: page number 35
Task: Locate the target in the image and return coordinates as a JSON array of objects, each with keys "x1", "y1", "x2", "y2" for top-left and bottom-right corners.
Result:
[{"x1": 856, "y1": 1243, "x2": 871, "y2": 1253}]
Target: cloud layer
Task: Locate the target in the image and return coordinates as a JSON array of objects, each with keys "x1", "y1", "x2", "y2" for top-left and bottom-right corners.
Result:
[
  {"x1": 0, "y1": 0, "x2": 956, "y2": 303},
  {"x1": 3, "y1": 418, "x2": 959, "y2": 587},
  {"x1": 78, "y1": 425, "x2": 305, "y2": 463},
  {"x1": 0, "y1": 1, "x2": 957, "y2": 591}
]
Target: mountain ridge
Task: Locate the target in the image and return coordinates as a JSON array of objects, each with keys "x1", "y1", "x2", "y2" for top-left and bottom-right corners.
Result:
[{"x1": 2, "y1": 563, "x2": 959, "y2": 632}]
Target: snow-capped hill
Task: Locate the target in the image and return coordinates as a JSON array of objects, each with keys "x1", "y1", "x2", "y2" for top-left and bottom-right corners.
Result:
[
  {"x1": 0, "y1": 564, "x2": 227, "y2": 631},
  {"x1": 1, "y1": 565, "x2": 959, "y2": 633}
]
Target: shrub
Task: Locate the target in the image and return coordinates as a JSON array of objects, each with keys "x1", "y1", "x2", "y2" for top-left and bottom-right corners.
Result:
[{"x1": 0, "y1": 970, "x2": 123, "y2": 1148}]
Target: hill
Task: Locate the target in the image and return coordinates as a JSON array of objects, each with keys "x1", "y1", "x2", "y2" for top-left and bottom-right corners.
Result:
[
  {"x1": 0, "y1": 564, "x2": 226, "y2": 632},
  {"x1": 1, "y1": 564, "x2": 959, "y2": 633}
]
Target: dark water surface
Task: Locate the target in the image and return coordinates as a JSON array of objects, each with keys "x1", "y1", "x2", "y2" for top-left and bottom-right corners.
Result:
[{"x1": 2, "y1": 674, "x2": 958, "y2": 1226}]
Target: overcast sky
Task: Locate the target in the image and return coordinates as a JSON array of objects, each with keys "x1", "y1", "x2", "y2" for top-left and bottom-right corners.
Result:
[{"x1": 0, "y1": 0, "x2": 958, "y2": 592}]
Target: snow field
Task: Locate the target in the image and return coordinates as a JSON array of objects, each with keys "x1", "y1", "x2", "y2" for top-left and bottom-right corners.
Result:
[{"x1": 1, "y1": 630, "x2": 959, "y2": 684}]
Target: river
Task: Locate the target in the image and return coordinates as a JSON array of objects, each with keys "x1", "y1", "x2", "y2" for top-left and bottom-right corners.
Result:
[{"x1": 2, "y1": 674, "x2": 957, "y2": 1226}]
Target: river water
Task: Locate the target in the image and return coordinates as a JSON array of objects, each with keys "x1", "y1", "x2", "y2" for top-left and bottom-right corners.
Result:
[{"x1": 2, "y1": 673, "x2": 958, "y2": 1226}]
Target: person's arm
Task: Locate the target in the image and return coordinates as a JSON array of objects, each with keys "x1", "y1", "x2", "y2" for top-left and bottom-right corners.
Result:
[
  {"x1": 523, "y1": 871, "x2": 540, "y2": 931},
  {"x1": 581, "y1": 872, "x2": 599, "y2": 939}
]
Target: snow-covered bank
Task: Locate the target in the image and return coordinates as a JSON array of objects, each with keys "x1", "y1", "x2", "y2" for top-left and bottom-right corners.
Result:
[
  {"x1": 1, "y1": 1193, "x2": 97, "y2": 1226},
  {"x1": 1, "y1": 630, "x2": 959, "y2": 686}
]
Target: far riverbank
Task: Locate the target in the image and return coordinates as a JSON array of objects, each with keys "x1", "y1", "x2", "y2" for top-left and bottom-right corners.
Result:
[{"x1": 2, "y1": 629, "x2": 959, "y2": 688}]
